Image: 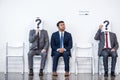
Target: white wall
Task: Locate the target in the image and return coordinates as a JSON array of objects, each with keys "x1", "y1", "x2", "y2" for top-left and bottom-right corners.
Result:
[{"x1": 0, "y1": 0, "x2": 120, "y2": 73}]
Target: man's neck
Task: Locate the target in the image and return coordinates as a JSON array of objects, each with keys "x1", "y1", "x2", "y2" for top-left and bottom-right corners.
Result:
[
  {"x1": 105, "y1": 31, "x2": 108, "y2": 33},
  {"x1": 59, "y1": 30, "x2": 65, "y2": 32}
]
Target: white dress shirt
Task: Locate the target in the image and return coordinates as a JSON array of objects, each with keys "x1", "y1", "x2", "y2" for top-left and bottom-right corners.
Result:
[
  {"x1": 59, "y1": 31, "x2": 64, "y2": 48},
  {"x1": 57, "y1": 31, "x2": 66, "y2": 52}
]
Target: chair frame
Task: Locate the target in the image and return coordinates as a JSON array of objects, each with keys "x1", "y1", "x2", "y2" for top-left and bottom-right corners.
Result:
[
  {"x1": 6, "y1": 42, "x2": 25, "y2": 74},
  {"x1": 75, "y1": 43, "x2": 94, "y2": 75}
]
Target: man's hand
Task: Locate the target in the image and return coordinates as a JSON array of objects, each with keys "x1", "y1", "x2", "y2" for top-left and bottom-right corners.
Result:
[
  {"x1": 58, "y1": 48, "x2": 65, "y2": 53},
  {"x1": 111, "y1": 48, "x2": 116, "y2": 52},
  {"x1": 35, "y1": 28, "x2": 40, "y2": 35},
  {"x1": 99, "y1": 25, "x2": 103, "y2": 30},
  {"x1": 41, "y1": 49, "x2": 46, "y2": 53}
]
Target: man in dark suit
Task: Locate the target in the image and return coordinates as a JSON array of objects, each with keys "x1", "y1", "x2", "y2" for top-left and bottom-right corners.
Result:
[
  {"x1": 94, "y1": 25, "x2": 119, "y2": 77},
  {"x1": 28, "y1": 19, "x2": 49, "y2": 76},
  {"x1": 51, "y1": 21, "x2": 73, "y2": 76}
]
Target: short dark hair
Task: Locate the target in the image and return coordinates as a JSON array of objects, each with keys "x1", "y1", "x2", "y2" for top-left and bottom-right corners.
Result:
[{"x1": 57, "y1": 21, "x2": 64, "y2": 27}]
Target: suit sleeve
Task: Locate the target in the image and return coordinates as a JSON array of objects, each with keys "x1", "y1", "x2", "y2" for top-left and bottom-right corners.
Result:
[
  {"x1": 65, "y1": 33, "x2": 73, "y2": 51},
  {"x1": 51, "y1": 33, "x2": 58, "y2": 51},
  {"x1": 43, "y1": 30, "x2": 49, "y2": 51},
  {"x1": 29, "y1": 30, "x2": 37, "y2": 43},
  {"x1": 94, "y1": 29, "x2": 102, "y2": 40},
  {"x1": 113, "y1": 34, "x2": 119, "y2": 50}
]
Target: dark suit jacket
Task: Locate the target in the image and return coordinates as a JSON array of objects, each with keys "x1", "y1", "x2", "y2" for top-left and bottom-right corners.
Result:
[
  {"x1": 29, "y1": 29, "x2": 49, "y2": 52},
  {"x1": 94, "y1": 29, "x2": 119, "y2": 56},
  {"x1": 51, "y1": 31, "x2": 73, "y2": 57}
]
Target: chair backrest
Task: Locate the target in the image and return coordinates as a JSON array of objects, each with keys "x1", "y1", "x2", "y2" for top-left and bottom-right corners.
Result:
[
  {"x1": 75, "y1": 42, "x2": 93, "y2": 57},
  {"x1": 6, "y1": 42, "x2": 25, "y2": 56}
]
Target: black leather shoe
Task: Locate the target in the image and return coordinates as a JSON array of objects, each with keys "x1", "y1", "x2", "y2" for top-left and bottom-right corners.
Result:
[
  {"x1": 111, "y1": 71, "x2": 116, "y2": 77},
  {"x1": 29, "y1": 69, "x2": 34, "y2": 76},
  {"x1": 104, "y1": 71, "x2": 108, "y2": 77},
  {"x1": 39, "y1": 69, "x2": 43, "y2": 76}
]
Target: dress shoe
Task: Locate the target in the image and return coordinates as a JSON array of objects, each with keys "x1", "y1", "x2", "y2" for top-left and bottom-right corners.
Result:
[
  {"x1": 39, "y1": 69, "x2": 43, "y2": 76},
  {"x1": 29, "y1": 69, "x2": 34, "y2": 76},
  {"x1": 52, "y1": 72, "x2": 58, "y2": 76},
  {"x1": 65, "y1": 72, "x2": 69, "y2": 77},
  {"x1": 111, "y1": 71, "x2": 116, "y2": 77},
  {"x1": 104, "y1": 71, "x2": 108, "y2": 77}
]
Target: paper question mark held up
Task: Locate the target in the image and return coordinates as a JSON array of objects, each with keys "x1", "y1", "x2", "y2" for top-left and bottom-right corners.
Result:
[
  {"x1": 103, "y1": 20, "x2": 109, "y2": 30},
  {"x1": 35, "y1": 18, "x2": 41, "y2": 28}
]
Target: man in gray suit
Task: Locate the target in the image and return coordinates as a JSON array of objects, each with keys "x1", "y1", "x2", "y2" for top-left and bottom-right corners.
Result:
[
  {"x1": 28, "y1": 24, "x2": 49, "y2": 76},
  {"x1": 94, "y1": 25, "x2": 119, "y2": 77}
]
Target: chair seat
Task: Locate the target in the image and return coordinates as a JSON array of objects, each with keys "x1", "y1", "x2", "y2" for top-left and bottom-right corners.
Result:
[
  {"x1": 34, "y1": 55, "x2": 41, "y2": 57},
  {"x1": 75, "y1": 42, "x2": 94, "y2": 75},
  {"x1": 6, "y1": 55, "x2": 23, "y2": 57}
]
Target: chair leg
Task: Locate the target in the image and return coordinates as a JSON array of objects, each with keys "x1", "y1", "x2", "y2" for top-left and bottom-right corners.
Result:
[
  {"x1": 23, "y1": 43, "x2": 25, "y2": 75},
  {"x1": 92, "y1": 58, "x2": 94, "y2": 75},
  {"x1": 22, "y1": 60, "x2": 24, "y2": 80},
  {"x1": 75, "y1": 61, "x2": 77, "y2": 75},
  {"x1": 91, "y1": 58, "x2": 93, "y2": 75},
  {"x1": 6, "y1": 57, "x2": 8, "y2": 74}
]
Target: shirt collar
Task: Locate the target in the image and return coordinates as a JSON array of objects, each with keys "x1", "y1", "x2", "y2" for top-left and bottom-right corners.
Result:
[
  {"x1": 59, "y1": 31, "x2": 65, "y2": 34},
  {"x1": 104, "y1": 31, "x2": 109, "y2": 35}
]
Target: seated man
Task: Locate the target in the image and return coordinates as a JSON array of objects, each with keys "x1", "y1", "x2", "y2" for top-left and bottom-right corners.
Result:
[
  {"x1": 94, "y1": 24, "x2": 119, "y2": 77},
  {"x1": 51, "y1": 21, "x2": 73, "y2": 76},
  {"x1": 28, "y1": 18, "x2": 49, "y2": 76}
]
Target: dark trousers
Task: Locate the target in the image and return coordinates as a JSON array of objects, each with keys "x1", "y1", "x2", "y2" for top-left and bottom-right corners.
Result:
[
  {"x1": 52, "y1": 51, "x2": 70, "y2": 72},
  {"x1": 28, "y1": 50, "x2": 47, "y2": 70},
  {"x1": 101, "y1": 49, "x2": 117, "y2": 72}
]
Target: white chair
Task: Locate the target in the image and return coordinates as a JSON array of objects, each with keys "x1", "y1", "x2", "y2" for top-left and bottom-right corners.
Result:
[
  {"x1": 75, "y1": 42, "x2": 94, "y2": 75},
  {"x1": 6, "y1": 42, "x2": 25, "y2": 74},
  {"x1": 98, "y1": 56, "x2": 119, "y2": 75}
]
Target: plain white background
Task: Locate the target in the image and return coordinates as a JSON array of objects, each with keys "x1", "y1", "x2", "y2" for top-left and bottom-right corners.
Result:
[{"x1": 0, "y1": 0, "x2": 120, "y2": 73}]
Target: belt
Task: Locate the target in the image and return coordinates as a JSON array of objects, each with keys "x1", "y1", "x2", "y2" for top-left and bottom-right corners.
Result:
[{"x1": 103, "y1": 48, "x2": 111, "y2": 51}]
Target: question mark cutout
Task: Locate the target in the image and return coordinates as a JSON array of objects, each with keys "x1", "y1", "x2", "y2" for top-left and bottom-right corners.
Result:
[
  {"x1": 103, "y1": 20, "x2": 109, "y2": 30},
  {"x1": 35, "y1": 18, "x2": 41, "y2": 28}
]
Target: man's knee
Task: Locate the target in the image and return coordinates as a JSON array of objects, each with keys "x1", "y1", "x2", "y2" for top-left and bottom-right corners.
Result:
[
  {"x1": 111, "y1": 52, "x2": 117, "y2": 58},
  {"x1": 63, "y1": 51, "x2": 69, "y2": 57},
  {"x1": 101, "y1": 51, "x2": 109, "y2": 58},
  {"x1": 28, "y1": 51, "x2": 34, "y2": 57},
  {"x1": 54, "y1": 51, "x2": 61, "y2": 57},
  {"x1": 63, "y1": 51, "x2": 69, "y2": 56},
  {"x1": 41, "y1": 53, "x2": 47, "y2": 58}
]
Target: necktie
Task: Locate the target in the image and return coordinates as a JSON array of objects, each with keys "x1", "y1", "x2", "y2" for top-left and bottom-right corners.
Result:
[
  {"x1": 37, "y1": 32, "x2": 40, "y2": 49},
  {"x1": 105, "y1": 32, "x2": 108, "y2": 48},
  {"x1": 60, "y1": 32, "x2": 64, "y2": 48}
]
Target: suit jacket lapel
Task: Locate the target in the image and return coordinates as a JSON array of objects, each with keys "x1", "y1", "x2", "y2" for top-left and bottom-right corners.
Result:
[
  {"x1": 39, "y1": 30, "x2": 42, "y2": 39},
  {"x1": 101, "y1": 32, "x2": 105, "y2": 44},
  {"x1": 109, "y1": 32, "x2": 113, "y2": 45},
  {"x1": 64, "y1": 31, "x2": 66, "y2": 43},
  {"x1": 56, "y1": 31, "x2": 60, "y2": 44}
]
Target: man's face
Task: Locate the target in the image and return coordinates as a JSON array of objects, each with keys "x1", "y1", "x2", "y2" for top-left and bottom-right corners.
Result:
[{"x1": 58, "y1": 23, "x2": 65, "y2": 31}]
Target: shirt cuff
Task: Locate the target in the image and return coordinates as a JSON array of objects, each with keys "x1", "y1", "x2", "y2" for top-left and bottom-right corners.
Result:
[
  {"x1": 56, "y1": 48, "x2": 66, "y2": 52},
  {"x1": 64, "y1": 48, "x2": 66, "y2": 51},
  {"x1": 57, "y1": 49, "x2": 60, "y2": 52}
]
